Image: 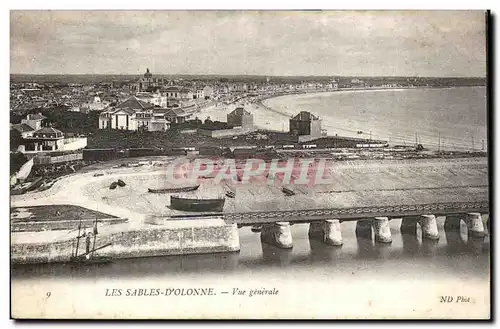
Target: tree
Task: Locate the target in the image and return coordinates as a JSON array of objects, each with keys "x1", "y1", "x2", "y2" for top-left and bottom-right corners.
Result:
[
  {"x1": 10, "y1": 129, "x2": 23, "y2": 151},
  {"x1": 10, "y1": 152, "x2": 28, "y2": 175}
]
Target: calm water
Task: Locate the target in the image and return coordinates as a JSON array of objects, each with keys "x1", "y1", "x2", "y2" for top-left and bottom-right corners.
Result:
[
  {"x1": 11, "y1": 218, "x2": 490, "y2": 318},
  {"x1": 11, "y1": 87, "x2": 490, "y2": 318},
  {"x1": 12, "y1": 218, "x2": 490, "y2": 280},
  {"x1": 264, "y1": 87, "x2": 488, "y2": 151}
]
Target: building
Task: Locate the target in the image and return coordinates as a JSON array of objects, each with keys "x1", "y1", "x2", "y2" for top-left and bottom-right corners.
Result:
[
  {"x1": 135, "y1": 92, "x2": 168, "y2": 107},
  {"x1": 227, "y1": 107, "x2": 254, "y2": 129},
  {"x1": 202, "y1": 86, "x2": 214, "y2": 99},
  {"x1": 12, "y1": 123, "x2": 37, "y2": 138},
  {"x1": 99, "y1": 96, "x2": 154, "y2": 130},
  {"x1": 98, "y1": 110, "x2": 113, "y2": 130},
  {"x1": 98, "y1": 96, "x2": 179, "y2": 131},
  {"x1": 21, "y1": 113, "x2": 45, "y2": 130},
  {"x1": 12, "y1": 113, "x2": 46, "y2": 138},
  {"x1": 135, "y1": 108, "x2": 171, "y2": 132},
  {"x1": 329, "y1": 79, "x2": 339, "y2": 90},
  {"x1": 164, "y1": 108, "x2": 190, "y2": 124},
  {"x1": 81, "y1": 96, "x2": 109, "y2": 111},
  {"x1": 135, "y1": 68, "x2": 164, "y2": 92},
  {"x1": 20, "y1": 127, "x2": 87, "y2": 153},
  {"x1": 289, "y1": 111, "x2": 322, "y2": 142},
  {"x1": 162, "y1": 86, "x2": 194, "y2": 107},
  {"x1": 197, "y1": 107, "x2": 254, "y2": 138}
]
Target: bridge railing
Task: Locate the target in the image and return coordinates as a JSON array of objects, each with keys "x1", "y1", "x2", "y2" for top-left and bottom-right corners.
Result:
[{"x1": 223, "y1": 201, "x2": 489, "y2": 225}]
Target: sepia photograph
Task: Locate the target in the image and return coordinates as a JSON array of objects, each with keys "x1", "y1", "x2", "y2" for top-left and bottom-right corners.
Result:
[{"x1": 9, "y1": 9, "x2": 490, "y2": 319}]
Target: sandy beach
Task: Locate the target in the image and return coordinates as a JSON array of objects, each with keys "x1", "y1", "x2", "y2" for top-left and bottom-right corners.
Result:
[
  {"x1": 195, "y1": 100, "x2": 291, "y2": 133},
  {"x1": 196, "y1": 87, "x2": 487, "y2": 152}
]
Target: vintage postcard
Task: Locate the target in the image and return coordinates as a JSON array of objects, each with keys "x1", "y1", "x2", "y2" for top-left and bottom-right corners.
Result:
[{"x1": 9, "y1": 10, "x2": 490, "y2": 319}]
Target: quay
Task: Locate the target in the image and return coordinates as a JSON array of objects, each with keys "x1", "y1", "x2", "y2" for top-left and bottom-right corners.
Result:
[{"x1": 10, "y1": 156, "x2": 489, "y2": 264}]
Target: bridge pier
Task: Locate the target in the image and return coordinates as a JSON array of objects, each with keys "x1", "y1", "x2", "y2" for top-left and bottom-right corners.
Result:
[
  {"x1": 355, "y1": 218, "x2": 392, "y2": 243},
  {"x1": 373, "y1": 217, "x2": 392, "y2": 243},
  {"x1": 260, "y1": 222, "x2": 293, "y2": 249},
  {"x1": 418, "y1": 215, "x2": 440, "y2": 240},
  {"x1": 466, "y1": 213, "x2": 486, "y2": 238},
  {"x1": 444, "y1": 213, "x2": 487, "y2": 238},
  {"x1": 308, "y1": 219, "x2": 343, "y2": 246},
  {"x1": 400, "y1": 215, "x2": 439, "y2": 240}
]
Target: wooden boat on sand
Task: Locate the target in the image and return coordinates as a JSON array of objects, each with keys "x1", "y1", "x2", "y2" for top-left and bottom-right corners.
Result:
[
  {"x1": 148, "y1": 184, "x2": 200, "y2": 194},
  {"x1": 170, "y1": 195, "x2": 225, "y2": 212}
]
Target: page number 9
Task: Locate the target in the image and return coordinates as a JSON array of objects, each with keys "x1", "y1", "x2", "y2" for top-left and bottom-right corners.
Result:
[{"x1": 46, "y1": 292, "x2": 51, "y2": 299}]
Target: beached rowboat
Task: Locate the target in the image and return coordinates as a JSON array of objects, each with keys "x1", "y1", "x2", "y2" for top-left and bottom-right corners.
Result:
[
  {"x1": 148, "y1": 185, "x2": 200, "y2": 194},
  {"x1": 170, "y1": 195, "x2": 225, "y2": 212}
]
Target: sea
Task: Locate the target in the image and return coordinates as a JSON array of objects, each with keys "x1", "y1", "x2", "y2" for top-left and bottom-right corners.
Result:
[
  {"x1": 10, "y1": 86, "x2": 490, "y2": 318},
  {"x1": 11, "y1": 221, "x2": 490, "y2": 318},
  {"x1": 200, "y1": 86, "x2": 488, "y2": 151}
]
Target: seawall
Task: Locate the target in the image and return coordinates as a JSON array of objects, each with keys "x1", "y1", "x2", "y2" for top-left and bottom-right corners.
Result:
[{"x1": 11, "y1": 220, "x2": 240, "y2": 264}]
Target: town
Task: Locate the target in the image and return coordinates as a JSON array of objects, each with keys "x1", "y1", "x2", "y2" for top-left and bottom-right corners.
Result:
[
  {"x1": 10, "y1": 69, "x2": 486, "y2": 191},
  {"x1": 9, "y1": 10, "x2": 490, "y2": 321}
]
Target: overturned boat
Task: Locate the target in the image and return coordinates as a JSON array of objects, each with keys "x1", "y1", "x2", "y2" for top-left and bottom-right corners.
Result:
[
  {"x1": 222, "y1": 180, "x2": 236, "y2": 198},
  {"x1": 282, "y1": 186, "x2": 295, "y2": 196},
  {"x1": 170, "y1": 195, "x2": 225, "y2": 212},
  {"x1": 148, "y1": 184, "x2": 200, "y2": 194},
  {"x1": 11, "y1": 177, "x2": 42, "y2": 195}
]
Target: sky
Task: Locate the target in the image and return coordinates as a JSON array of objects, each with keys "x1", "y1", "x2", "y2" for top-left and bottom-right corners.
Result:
[{"x1": 10, "y1": 10, "x2": 487, "y2": 77}]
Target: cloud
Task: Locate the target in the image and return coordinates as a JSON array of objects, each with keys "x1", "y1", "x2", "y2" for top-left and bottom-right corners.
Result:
[{"x1": 10, "y1": 10, "x2": 486, "y2": 76}]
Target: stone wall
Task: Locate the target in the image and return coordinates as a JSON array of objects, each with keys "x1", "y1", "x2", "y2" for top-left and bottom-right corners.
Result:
[
  {"x1": 11, "y1": 223, "x2": 240, "y2": 264},
  {"x1": 11, "y1": 217, "x2": 128, "y2": 233},
  {"x1": 198, "y1": 127, "x2": 255, "y2": 138}
]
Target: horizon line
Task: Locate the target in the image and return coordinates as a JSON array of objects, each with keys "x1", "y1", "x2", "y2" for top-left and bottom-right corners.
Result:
[{"x1": 10, "y1": 73, "x2": 487, "y2": 79}]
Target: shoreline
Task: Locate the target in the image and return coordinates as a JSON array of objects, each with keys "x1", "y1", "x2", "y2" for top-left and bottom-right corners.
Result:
[
  {"x1": 192, "y1": 86, "x2": 486, "y2": 126},
  {"x1": 245, "y1": 85, "x2": 487, "y2": 152},
  {"x1": 255, "y1": 85, "x2": 483, "y2": 117},
  {"x1": 10, "y1": 155, "x2": 488, "y2": 264}
]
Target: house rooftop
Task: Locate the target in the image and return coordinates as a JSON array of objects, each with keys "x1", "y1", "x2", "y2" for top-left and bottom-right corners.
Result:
[
  {"x1": 12, "y1": 123, "x2": 35, "y2": 133},
  {"x1": 166, "y1": 108, "x2": 188, "y2": 116},
  {"x1": 291, "y1": 111, "x2": 319, "y2": 121},
  {"x1": 229, "y1": 107, "x2": 251, "y2": 116},
  {"x1": 26, "y1": 113, "x2": 46, "y2": 121},
  {"x1": 115, "y1": 96, "x2": 154, "y2": 110},
  {"x1": 32, "y1": 127, "x2": 64, "y2": 138}
]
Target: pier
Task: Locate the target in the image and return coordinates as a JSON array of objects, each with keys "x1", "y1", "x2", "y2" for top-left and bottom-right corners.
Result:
[
  {"x1": 10, "y1": 156, "x2": 489, "y2": 263},
  {"x1": 223, "y1": 201, "x2": 489, "y2": 248}
]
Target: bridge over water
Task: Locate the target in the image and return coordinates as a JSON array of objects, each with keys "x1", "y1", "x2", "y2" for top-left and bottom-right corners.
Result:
[{"x1": 170, "y1": 157, "x2": 489, "y2": 249}]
